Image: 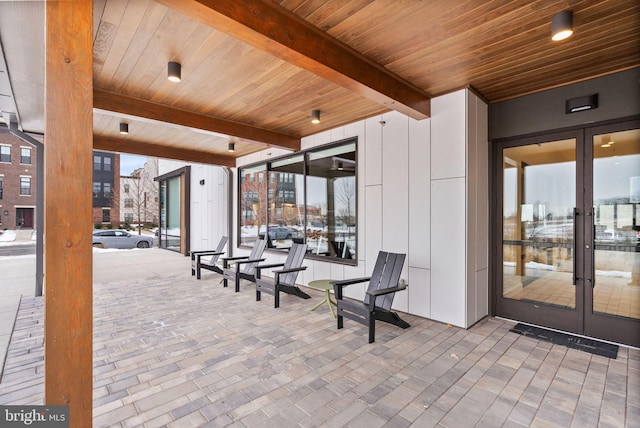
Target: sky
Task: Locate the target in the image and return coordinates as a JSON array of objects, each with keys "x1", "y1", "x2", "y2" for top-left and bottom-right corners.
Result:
[{"x1": 120, "y1": 154, "x2": 147, "y2": 176}]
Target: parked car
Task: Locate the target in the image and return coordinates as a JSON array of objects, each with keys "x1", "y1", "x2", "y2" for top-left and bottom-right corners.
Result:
[
  {"x1": 259, "y1": 226, "x2": 294, "y2": 240},
  {"x1": 92, "y1": 229, "x2": 153, "y2": 249}
]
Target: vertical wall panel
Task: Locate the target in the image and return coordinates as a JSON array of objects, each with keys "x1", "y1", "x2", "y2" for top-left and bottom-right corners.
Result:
[
  {"x1": 409, "y1": 116, "x2": 431, "y2": 270},
  {"x1": 365, "y1": 116, "x2": 382, "y2": 186},
  {"x1": 408, "y1": 267, "x2": 431, "y2": 318},
  {"x1": 431, "y1": 90, "x2": 466, "y2": 180},
  {"x1": 364, "y1": 185, "x2": 382, "y2": 269},
  {"x1": 382, "y1": 111, "x2": 409, "y2": 256},
  {"x1": 431, "y1": 177, "x2": 466, "y2": 327}
]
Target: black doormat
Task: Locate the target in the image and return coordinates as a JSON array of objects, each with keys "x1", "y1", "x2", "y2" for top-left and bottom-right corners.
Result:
[{"x1": 509, "y1": 323, "x2": 619, "y2": 359}]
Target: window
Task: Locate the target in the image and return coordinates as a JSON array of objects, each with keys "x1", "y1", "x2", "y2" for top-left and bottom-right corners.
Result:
[
  {"x1": 20, "y1": 147, "x2": 31, "y2": 164},
  {"x1": 102, "y1": 209, "x2": 110, "y2": 223},
  {"x1": 0, "y1": 146, "x2": 10, "y2": 163},
  {"x1": 94, "y1": 155, "x2": 101, "y2": 171},
  {"x1": 124, "y1": 183, "x2": 130, "y2": 193},
  {"x1": 20, "y1": 177, "x2": 31, "y2": 196},
  {"x1": 124, "y1": 198, "x2": 133, "y2": 208},
  {"x1": 104, "y1": 157, "x2": 111, "y2": 171},
  {"x1": 103, "y1": 183, "x2": 111, "y2": 198},
  {"x1": 0, "y1": 176, "x2": 3, "y2": 199},
  {"x1": 93, "y1": 182, "x2": 101, "y2": 198},
  {"x1": 238, "y1": 139, "x2": 357, "y2": 261},
  {"x1": 124, "y1": 213, "x2": 134, "y2": 223}
]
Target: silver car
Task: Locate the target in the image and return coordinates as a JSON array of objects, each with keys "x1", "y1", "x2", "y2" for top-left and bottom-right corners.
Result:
[{"x1": 92, "y1": 229, "x2": 153, "y2": 249}]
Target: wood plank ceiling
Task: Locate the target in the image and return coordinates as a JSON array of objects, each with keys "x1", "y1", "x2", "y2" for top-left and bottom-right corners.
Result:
[{"x1": 5, "y1": 0, "x2": 640, "y2": 165}]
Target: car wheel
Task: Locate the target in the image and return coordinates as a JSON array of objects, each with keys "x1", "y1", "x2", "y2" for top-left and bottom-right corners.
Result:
[
  {"x1": 137, "y1": 241, "x2": 150, "y2": 248},
  {"x1": 93, "y1": 243, "x2": 105, "y2": 249}
]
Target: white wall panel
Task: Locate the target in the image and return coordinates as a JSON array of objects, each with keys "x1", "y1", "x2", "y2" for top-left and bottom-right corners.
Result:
[
  {"x1": 431, "y1": 177, "x2": 466, "y2": 327},
  {"x1": 364, "y1": 116, "x2": 383, "y2": 186},
  {"x1": 408, "y1": 267, "x2": 431, "y2": 318},
  {"x1": 409, "y1": 117, "x2": 431, "y2": 270},
  {"x1": 431, "y1": 90, "x2": 466, "y2": 180},
  {"x1": 364, "y1": 185, "x2": 382, "y2": 268}
]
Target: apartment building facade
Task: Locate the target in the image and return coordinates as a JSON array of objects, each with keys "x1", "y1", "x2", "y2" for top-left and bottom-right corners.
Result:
[{"x1": 0, "y1": 126, "x2": 37, "y2": 229}]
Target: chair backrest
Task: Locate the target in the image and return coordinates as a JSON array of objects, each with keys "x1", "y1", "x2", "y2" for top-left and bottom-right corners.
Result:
[
  {"x1": 279, "y1": 243, "x2": 307, "y2": 285},
  {"x1": 206, "y1": 236, "x2": 228, "y2": 265},
  {"x1": 363, "y1": 251, "x2": 406, "y2": 311},
  {"x1": 241, "y1": 238, "x2": 267, "y2": 275}
]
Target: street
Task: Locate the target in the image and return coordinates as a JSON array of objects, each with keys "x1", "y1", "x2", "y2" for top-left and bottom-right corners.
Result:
[{"x1": 0, "y1": 244, "x2": 36, "y2": 257}]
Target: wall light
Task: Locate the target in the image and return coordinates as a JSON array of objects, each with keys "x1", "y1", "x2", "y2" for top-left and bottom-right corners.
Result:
[
  {"x1": 119, "y1": 122, "x2": 129, "y2": 135},
  {"x1": 168, "y1": 61, "x2": 181, "y2": 82},
  {"x1": 311, "y1": 109, "x2": 320, "y2": 124},
  {"x1": 228, "y1": 142, "x2": 235, "y2": 153},
  {"x1": 552, "y1": 10, "x2": 573, "y2": 41}
]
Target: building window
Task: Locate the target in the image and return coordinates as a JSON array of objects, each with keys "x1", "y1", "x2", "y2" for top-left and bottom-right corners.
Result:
[
  {"x1": 20, "y1": 177, "x2": 31, "y2": 196},
  {"x1": 0, "y1": 176, "x2": 3, "y2": 199},
  {"x1": 124, "y1": 198, "x2": 133, "y2": 208},
  {"x1": 124, "y1": 213, "x2": 134, "y2": 223},
  {"x1": 0, "y1": 146, "x2": 10, "y2": 163},
  {"x1": 238, "y1": 138, "x2": 357, "y2": 262},
  {"x1": 20, "y1": 147, "x2": 31, "y2": 164},
  {"x1": 93, "y1": 182, "x2": 101, "y2": 198},
  {"x1": 103, "y1": 183, "x2": 111, "y2": 198},
  {"x1": 94, "y1": 155, "x2": 101, "y2": 171},
  {"x1": 124, "y1": 183, "x2": 130, "y2": 193},
  {"x1": 102, "y1": 208, "x2": 110, "y2": 223},
  {"x1": 104, "y1": 157, "x2": 111, "y2": 171}
]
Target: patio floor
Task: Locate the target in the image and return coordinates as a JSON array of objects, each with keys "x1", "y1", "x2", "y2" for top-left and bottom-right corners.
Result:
[{"x1": 0, "y1": 251, "x2": 638, "y2": 427}]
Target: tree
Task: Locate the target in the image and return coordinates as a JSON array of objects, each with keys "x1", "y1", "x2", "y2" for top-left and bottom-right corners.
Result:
[{"x1": 122, "y1": 158, "x2": 159, "y2": 234}]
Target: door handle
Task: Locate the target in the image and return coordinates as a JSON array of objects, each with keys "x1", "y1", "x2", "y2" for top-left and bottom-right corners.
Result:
[{"x1": 573, "y1": 207, "x2": 578, "y2": 285}]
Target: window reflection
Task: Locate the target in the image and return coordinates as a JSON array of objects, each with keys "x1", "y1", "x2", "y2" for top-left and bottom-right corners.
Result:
[{"x1": 238, "y1": 140, "x2": 357, "y2": 261}]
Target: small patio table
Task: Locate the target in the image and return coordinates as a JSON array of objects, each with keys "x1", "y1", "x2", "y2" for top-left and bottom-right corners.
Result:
[{"x1": 307, "y1": 279, "x2": 346, "y2": 318}]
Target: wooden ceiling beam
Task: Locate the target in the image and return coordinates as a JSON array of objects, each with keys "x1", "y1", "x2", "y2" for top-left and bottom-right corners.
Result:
[
  {"x1": 156, "y1": 0, "x2": 430, "y2": 120},
  {"x1": 93, "y1": 135, "x2": 236, "y2": 168},
  {"x1": 93, "y1": 89, "x2": 300, "y2": 152}
]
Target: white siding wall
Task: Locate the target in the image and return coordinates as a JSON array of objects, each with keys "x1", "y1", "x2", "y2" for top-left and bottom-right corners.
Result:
[{"x1": 169, "y1": 88, "x2": 488, "y2": 328}]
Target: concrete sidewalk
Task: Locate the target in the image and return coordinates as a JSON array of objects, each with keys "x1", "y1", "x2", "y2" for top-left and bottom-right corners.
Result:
[{"x1": 0, "y1": 247, "x2": 191, "y2": 380}]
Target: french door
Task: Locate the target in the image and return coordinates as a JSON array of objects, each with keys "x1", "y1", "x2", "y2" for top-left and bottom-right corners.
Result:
[{"x1": 494, "y1": 119, "x2": 640, "y2": 347}]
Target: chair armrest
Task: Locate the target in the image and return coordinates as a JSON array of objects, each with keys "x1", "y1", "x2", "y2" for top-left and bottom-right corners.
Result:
[
  {"x1": 273, "y1": 266, "x2": 307, "y2": 275},
  {"x1": 274, "y1": 266, "x2": 307, "y2": 283},
  {"x1": 255, "y1": 262, "x2": 285, "y2": 279},
  {"x1": 235, "y1": 258, "x2": 266, "y2": 265},
  {"x1": 331, "y1": 277, "x2": 371, "y2": 288},
  {"x1": 366, "y1": 283, "x2": 408, "y2": 297},
  {"x1": 222, "y1": 255, "x2": 250, "y2": 262},
  {"x1": 193, "y1": 251, "x2": 225, "y2": 258}
]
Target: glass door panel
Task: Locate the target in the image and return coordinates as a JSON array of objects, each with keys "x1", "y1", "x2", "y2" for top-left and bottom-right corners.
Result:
[
  {"x1": 502, "y1": 140, "x2": 577, "y2": 309},
  {"x1": 592, "y1": 129, "x2": 640, "y2": 320}
]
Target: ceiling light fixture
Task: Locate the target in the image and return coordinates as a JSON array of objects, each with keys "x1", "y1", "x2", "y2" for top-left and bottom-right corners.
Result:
[
  {"x1": 311, "y1": 109, "x2": 321, "y2": 124},
  {"x1": 552, "y1": 10, "x2": 573, "y2": 41},
  {"x1": 228, "y1": 142, "x2": 235, "y2": 153},
  {"x1": 168, "y1": 61, "x2": 181, "y2": 82},
  {"x1": 119, "y1": 122, "x2": 129, "y2": 135}
]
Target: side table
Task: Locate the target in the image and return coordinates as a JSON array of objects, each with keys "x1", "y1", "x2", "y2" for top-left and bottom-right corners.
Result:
[{"x1": 307, "y1": 279, "x2": 342, "y2": 318}]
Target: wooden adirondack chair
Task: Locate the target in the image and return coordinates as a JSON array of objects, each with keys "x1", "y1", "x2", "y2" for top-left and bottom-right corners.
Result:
[
  {"x1": 221, "y1": 238, "x2": 267, "y2": 292},
  {"x1": 190, "y1": 236, "x2": 228, "y2": 279},
  {"x1": 255, "y1": 243, "x2": 310, "y2": 308},
  {"x1": 332, "y1": 251, "x2": 409, "y2": 343}
]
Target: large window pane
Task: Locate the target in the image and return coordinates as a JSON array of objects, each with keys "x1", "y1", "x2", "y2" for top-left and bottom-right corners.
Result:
[
  {"x1": 306, "y1": 142, "x2": 356, "y2": 259},
  {"x1": 238, "y1": 140, "x2": 357, "y2": 261},
  {"x1": 240, "y1": 164, "x2": 267, "y2": 247}
]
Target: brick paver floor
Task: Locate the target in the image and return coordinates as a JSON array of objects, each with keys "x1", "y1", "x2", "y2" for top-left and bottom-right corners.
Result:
[{"x1": 0, "y1": 268, "x2": 638, "y2": 427}]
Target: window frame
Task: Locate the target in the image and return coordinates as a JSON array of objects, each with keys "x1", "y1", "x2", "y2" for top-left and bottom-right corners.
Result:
[
  {"x1": 20, "y1": 147, "x2": 31, "y2": 165},
  {"x1": 237, "y1": 137, "x2": 357, "y2": 265},
  {"x1": 0, "y1": 145, "x2": 10, "y2": 163},
  {"x1": 20, "y1": 176, "x2": 31, "y2": 196}
]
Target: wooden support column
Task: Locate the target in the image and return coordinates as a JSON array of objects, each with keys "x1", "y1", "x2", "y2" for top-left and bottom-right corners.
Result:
[{"x1": 45, "y1": 1, "x2": 93, "y2": 426}]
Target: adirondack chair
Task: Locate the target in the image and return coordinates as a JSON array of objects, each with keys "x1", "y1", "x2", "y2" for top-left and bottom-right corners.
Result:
[
  {"x1": 221, "y1": 238, "x2": 267, "y2": 292},
  {"x1": 190, "y1": 236, "x2": 228, "y2": 279},
  {"x1": 332, "y1": 251, "x2": 410, "y2": 343},
  {"x1": 255, "y1": 243, "x2": 310, "y2": 308}
]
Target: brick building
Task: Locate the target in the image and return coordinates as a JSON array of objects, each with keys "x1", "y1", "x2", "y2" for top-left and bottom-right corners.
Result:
[
  {"x1": 0, "y1": 126, "x2": 38, "y2": 229},
  {"x1": 92, "y1": 150, "x2": 120, "y2": 227}
]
